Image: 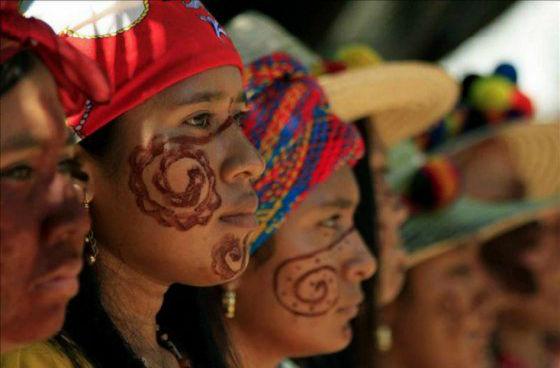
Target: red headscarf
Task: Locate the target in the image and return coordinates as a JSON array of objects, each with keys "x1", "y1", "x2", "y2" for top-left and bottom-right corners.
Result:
[
  {"x1": 22, "y1": 0, "x2": 243, "y2": 138},
  {"x1": 0, "y1": 1, "x2": 111, "y2": 116}
]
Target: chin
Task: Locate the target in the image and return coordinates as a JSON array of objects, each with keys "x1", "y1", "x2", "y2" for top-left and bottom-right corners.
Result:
[{"x1": 4, "y1": 304, "x2": 66, "y2": 347}]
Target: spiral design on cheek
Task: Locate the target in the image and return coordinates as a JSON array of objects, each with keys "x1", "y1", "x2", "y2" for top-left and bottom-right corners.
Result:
[
  {"x1": 128, "y1": 135, "x2": 221, "y2": 231},
  {"x1": 272, "y1": 227, "x2": 357, "y2": 317},
  {"x1": 274, "y1": 260, "x2": 339, "y2": 316},
  {"x1": 211, "y1": 234, "x2": 248, "y2": 280}
]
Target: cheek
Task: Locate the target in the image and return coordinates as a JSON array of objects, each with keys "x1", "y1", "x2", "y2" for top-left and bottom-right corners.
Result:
[
  {"x1": 128, "y1": 134, "x2": 222, "y2": 231},
  {"x1": 211, "y1": 233, "x2": 249, "y2": 281},
  {"x1": 272, "y1": 230, "x2": 355, "y2": 317}
]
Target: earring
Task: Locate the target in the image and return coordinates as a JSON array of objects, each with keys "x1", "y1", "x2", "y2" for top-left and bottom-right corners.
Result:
[
  {"x1": 84, "y1": 230, "x2": 98, "y2": 265},
  {"x1": 222, "y1": 290, "x2": 236, "y2": 319},
  {"x1": 376, "y1": 324, "x2": 393, "y2": 352}
]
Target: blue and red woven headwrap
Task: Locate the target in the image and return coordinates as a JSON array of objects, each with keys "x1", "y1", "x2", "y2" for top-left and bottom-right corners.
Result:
[{"x1": 242, "y1": 53, "x2": 365, "y2": 253}]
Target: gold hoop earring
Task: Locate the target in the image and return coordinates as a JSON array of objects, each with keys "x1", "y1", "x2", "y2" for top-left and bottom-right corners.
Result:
[
  {"x1": 376, "y1": 324, "x2": 393, "y2": 352},
  {"x1": 84, "y1": 230, "x2": 98, "y2": 265},
  {"x1": 222, "y1": 290, "x2": 236, "y2": 319}
]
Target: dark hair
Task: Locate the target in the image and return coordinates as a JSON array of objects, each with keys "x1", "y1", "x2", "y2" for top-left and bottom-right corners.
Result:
[
  {"x1": 54, "y1": 122, "x2": 235, "y2": 367},
  {"x1": 1, "y1": 50, "x2": 36, "y2": 96},
  {"x1": 480, "y1": 221, "x2": 540, "y2": 295},
  {"x1": 296, "y1": 118, "x2": 379, "y2": 368}
]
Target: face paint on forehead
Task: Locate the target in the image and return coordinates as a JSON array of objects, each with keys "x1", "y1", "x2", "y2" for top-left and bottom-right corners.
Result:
[
  {"x1": 211, "y1": 233, "x2": 249, "y2": 280},
  {"x1": 273, "y1": 227, "x2": 356, "y2": 317},
  {"x1": 128, "y1": 116, "x2": 237, "y2": 231}
]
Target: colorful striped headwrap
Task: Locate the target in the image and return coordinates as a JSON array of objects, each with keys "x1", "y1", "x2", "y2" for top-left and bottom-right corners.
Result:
[{"x1": 242, "y1": 53, "x2": 365, "y2": 254}]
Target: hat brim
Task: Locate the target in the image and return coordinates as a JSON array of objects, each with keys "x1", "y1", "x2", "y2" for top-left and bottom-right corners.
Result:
[
  {"x1": 404, "y1": 196, "x2": 560, "y2": 267},
  {"x1": 318, "y1": 62, "x2": 459, "y2": 146}
]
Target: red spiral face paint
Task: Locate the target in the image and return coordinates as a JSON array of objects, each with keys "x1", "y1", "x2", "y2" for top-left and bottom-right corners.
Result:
[
  {"x1": 211, "y1": 233, "x2": 248, "y2": 280},
  {"x1": 273, "y1": 227, "x2": 355, "y2": 317},
  {"x1": 128, "y1": 117, "x2": 236, "y2": 231}
]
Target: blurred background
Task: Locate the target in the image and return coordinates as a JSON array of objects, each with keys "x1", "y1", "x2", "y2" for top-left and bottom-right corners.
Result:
[{"x1": 205, "y1": 0, "x2": 559, "y2": 120}]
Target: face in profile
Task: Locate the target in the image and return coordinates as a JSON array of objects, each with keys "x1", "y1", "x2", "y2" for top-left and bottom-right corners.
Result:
[
  {"x1": 494, "y1": 212, "x2": 560, "y2": 332},
  {"x1": 227, "y1": 165, "x2": 377, "y2": 361},
  {"x1": 389, "y1": 244, "x2": 499, "y2": 368},
  {"x1": 84, "y1": 66, "x2": 264, "y2": 287},
  {"x1": 0, "y1": 59, "x2": 90, "y2": 352},
  {"x1": 370, "y1": 137, "x2": 408, "y2": 306}
]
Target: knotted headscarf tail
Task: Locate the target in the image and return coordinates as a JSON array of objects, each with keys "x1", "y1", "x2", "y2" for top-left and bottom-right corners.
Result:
[
  {"x1": 0, "y1": 1, "x2": 111, "y2": 116},
  {"x1": 22, "y1": 0, "x2": 242, "y2": 138},
  {"x1": 243, "y1": 53, "x2": 365, "y2": 253}
]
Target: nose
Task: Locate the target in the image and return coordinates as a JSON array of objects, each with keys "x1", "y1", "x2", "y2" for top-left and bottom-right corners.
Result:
[
  {"x1": 221, "y1": 127, "x2": 265, "y2": 184},
  {"x1": 342, "y1": 232, "x2": 377, "y2": 284}
]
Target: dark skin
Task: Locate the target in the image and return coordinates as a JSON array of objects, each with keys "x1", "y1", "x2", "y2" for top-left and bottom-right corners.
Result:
[
  {"x1": 0, "y1": 60, "x2": 90, "y2": 353},
  {"x1": 384, "y1": 244, "x2": 500, "y2": 368},
  {"x1": 370, "y1": 132, "x2": 408, "y2": 306},
  {"x1": 80, "y1": 66, "x2": 264, "y2": 368},
  {"x1": 225, "y1": 165, "x2": 377, "y2": 368}
]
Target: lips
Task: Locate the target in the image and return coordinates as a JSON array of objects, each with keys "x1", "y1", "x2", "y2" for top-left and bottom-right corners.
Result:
[
  {"x1": 219, "y1": 213, "x2": 258, "y2": 229},
  {"x1": 220, "y1": 193, "x2": 259, "y2": 229},
  {"x1": 32, "y1": 259, "x2": 82, "y2": 299}
]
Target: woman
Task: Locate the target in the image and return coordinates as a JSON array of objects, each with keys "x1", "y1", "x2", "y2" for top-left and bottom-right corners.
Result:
[
  {"x1": 380, "y1": 121, "x2": 559, "y2": 368},
  {"x1": 221, "y1": 52, "x2": 376, "y2": 368},
  {"x1": 0, "y1": 3, "x2": 110, "y2": 354},
  {"x1": 6, "y1": 1, "x2": 263, "y2": 367},
  {"x1": 481, "y1": 192, "x2": 560, "y2": 367}
]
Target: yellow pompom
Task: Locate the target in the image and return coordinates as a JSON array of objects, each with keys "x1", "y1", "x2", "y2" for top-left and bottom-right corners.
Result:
[
  {"x1": 335, "y1": 44, "x2": 383, "y2": 68},
  {"x1": 469, "y1": 76, "x2": 515, "y2": 112}
]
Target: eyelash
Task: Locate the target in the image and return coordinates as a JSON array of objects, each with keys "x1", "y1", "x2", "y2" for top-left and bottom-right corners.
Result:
[
  {"x1": 0, "y1": 158, "x2": 86, "y2": 182},
  {"x1": 0, "y1": 164, "x2": 34, "y2": 181},
  {"x1": 319, "y1": 214, "x2": 342, "y2": 229},
  {"x1": 182, "y1": 111, "x2": 248, "y2": 130},
  {"x1": 182, "y1": 112, "x2": 212, "y2": 128}
]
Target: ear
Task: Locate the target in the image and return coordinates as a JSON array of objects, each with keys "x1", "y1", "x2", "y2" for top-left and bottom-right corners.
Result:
[{"x1": 73, "y1": 145, "x2": 97, "y2": 204}]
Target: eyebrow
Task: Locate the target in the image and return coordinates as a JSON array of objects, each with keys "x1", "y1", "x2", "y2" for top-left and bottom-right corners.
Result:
[
  {"x1": 1, "y1": 133, "x2": 40, "y2": 152},
  {"x1": 318, "y1": 197, "x2": 356, "y2": 210},
  {"x1": 170, "y1": 90, "x2": 247, "y2": 106}
]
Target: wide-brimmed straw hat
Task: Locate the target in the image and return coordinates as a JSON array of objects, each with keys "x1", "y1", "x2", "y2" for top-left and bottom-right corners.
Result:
[
  {"x1": 390, "y1": 121, "x2": 560, "y2": 267},
  {"x1": 226, "y1": 11, "x2": 459, "y2": 146}
]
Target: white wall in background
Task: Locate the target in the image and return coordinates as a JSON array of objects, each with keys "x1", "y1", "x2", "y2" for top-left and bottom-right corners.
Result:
[{"x1": 441, "y1": 1, "x2": 560, "y2": 120}]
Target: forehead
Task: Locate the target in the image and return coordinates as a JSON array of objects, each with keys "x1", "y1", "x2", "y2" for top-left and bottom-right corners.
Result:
[
  {"x1": 0, "y1": 60, "x2": 65, "y2": 151},
  {"x1": 296, "y1": 165, "x2": 359, "y2": 212}
]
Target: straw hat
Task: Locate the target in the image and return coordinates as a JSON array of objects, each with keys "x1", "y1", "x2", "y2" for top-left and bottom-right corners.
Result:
[
  {"x1": 226, "y1": 11, "x2": 459, "y2": 146},
  {"x1": 392, "y1": 121, "x2": 560, "y2": 267}
]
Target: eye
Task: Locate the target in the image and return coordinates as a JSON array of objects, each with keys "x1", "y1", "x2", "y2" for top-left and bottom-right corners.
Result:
[
  {"x1": 0, "y1": 164, "x2": 34, "y2": 181},
  {"x1": 182, "y1": 112, "x2": 212, "y2": 128},
  {"x1": 319, "y1": 214, "x2": 342, "y2": 229},
  {"x1": 232, "y1": 111, "x2": 247, "y2": 128},
  {"x1": 58, "y1": 158, "x2": 88, "y2": 181}
]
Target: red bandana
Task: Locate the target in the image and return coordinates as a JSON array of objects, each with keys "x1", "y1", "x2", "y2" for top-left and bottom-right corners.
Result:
[
  {"x1": 0, "y1": 1, "x2": 111, "y2": 117},
  {"x1": 22, "y1": 0, "x2": 243, "y2": 138}
]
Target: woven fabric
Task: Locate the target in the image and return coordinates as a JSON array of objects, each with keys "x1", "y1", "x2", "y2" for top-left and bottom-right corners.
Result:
[
  {"x1": 242, "y1": 53, "x2": 364, "y2": 253},
  {"x1": 23, "y1": 0, "x2": 242, "y2": 138}
]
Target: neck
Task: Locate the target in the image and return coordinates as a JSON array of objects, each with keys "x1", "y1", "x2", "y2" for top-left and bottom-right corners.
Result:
[
  {"x1": 227, "y1": 320, "x2": 284, "y2": 368},
  {"x1": 498, "y1": 319, "x2": 546, "y2": 368},
  {"x1": 95, "y1": 247, "x2": 173, "y2": 365}
]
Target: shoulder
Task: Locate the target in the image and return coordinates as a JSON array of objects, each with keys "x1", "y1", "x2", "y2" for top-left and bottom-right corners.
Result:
[{"x1": 1, "y1": 341, "x2": 93, "y2": 368}]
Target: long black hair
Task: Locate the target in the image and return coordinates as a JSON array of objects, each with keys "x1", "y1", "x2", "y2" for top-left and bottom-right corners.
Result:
[
  {"x1": 52, "y1": 121, "x2": 235, "y2": 368},
  {"x1": 295, "y1": 118, "x2": 379, "y2": 368},
  {"x1": 1, "y1": 50, "x2": 35, "y2": 96}
]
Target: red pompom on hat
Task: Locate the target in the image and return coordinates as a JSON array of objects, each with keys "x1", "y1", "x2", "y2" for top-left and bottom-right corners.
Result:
[
  {"x1": 23, "y1": 0, "x2": 243, "y2": 138},
  {"x1": 1, "y1": 1, "x2": 112, "y2": 117}
]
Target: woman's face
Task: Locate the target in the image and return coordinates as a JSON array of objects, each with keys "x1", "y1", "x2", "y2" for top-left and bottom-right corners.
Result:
[
  {"x1": 370, "y1": 139, "x2": 408, "y2": 306},
  {"x1": 510, "y1": 212, "x2": 560, "y2": 331},
  {"x1": 0, "y1": 61, "x2": 90, "y2": 352},
  {"x1": 85, "y1": 66, "x2": 264, "y2": 287},
  {"x1": 228, "y1": 165, "x2": 377, "y2": 359},
  {"x1": 391, "y1": 245, "x2": 499, "y2": 368}
]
